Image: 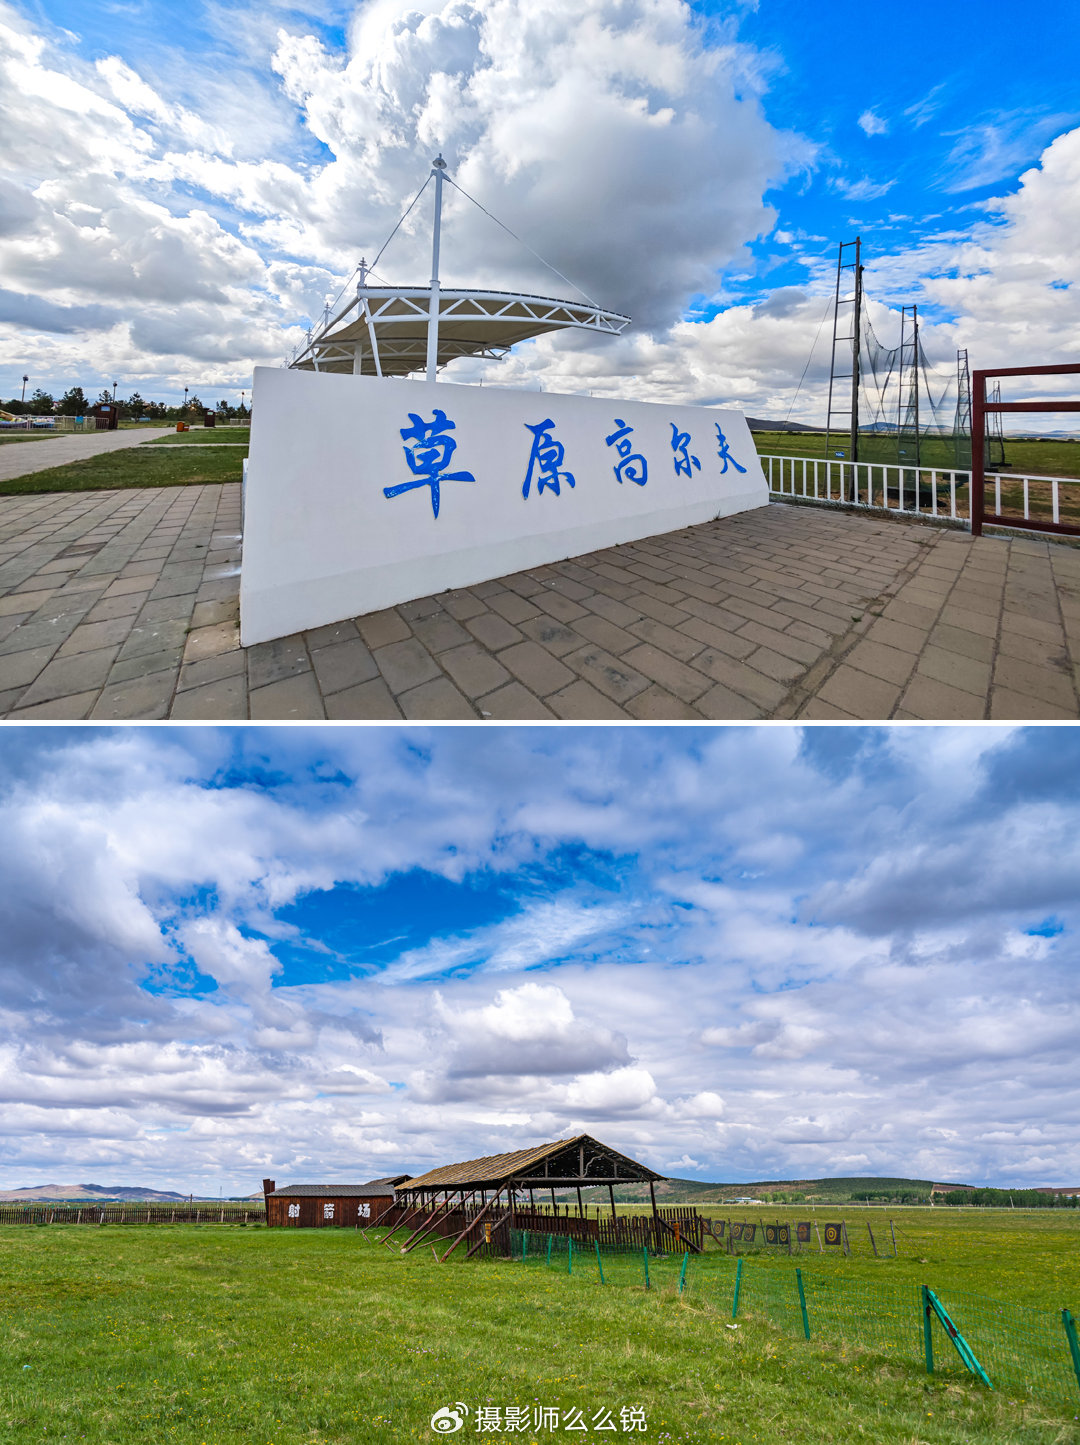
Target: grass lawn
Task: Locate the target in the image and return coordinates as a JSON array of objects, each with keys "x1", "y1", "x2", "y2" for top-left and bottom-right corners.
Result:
[
  {"x1": 1, "y1": 1213, "x2": 1077, "y2": 1445},
  {"x1": 0, "y1": 432, "x2": 61, "y2": 445},
  {"x1": 0, "y1": 447, "x2": 244, "y2": 496},
  {"x1": 752, "y1": 432, "x2": 1080, "y2": 482},
  {"x1": 148, "y1": 429, "x2": 251, "y2": 446}
]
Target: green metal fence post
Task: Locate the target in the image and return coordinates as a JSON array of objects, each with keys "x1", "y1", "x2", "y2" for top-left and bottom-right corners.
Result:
[
  {"x1": 546, "y1": 1233, "x2": 553, "y2": 1267},
  {"x1": 1063, "y1": 1309, "x2": 1080, "y2": 1400},
  {"x1": 922, "y1": 1285, "x2": 934, "y2": 1374},
  {"x1": 523, "y1": 1229, "x2": 529, "y2": 1262},
  {"x1": 643, "y1": 1246, "x2": 650, "y2": 1291},
  {"x1": 568, "y1": 1237, "x2": 573, "y2": 1275},
  {"x1": 796, "y1": 1268, "x2": 810, "y2": 1340},
  {"x1": 595, "y1": 1241, "x2": 605, "y2": 1285},
  {"x1": 679, "y1": 1251, "x2": 689, "y2": 1294},
  {"x1": 732, "y1": 1257, "x2": 743, "y2": 1319},
  {"x1": 925, "y1": 1289, "x2": 993, "y2": 1388}
]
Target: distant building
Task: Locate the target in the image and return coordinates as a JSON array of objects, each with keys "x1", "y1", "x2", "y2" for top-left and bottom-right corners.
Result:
[{"x1": 262, "y1": 1176, "x2": 411, "y2": 1228}]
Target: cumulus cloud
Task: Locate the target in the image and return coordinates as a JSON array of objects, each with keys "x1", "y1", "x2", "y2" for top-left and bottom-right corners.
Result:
[{"x1": 0, "y1": 726, "x2": 1079, "y2": 1193}]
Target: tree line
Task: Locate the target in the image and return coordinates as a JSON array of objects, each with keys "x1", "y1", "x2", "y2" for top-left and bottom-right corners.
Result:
[
  {"x1": 3, "y1": 388, "x2": 248, "y2": 421},
  {"x1": 936, "y1": 1187, "x2": 1078, "y2": 1208}
]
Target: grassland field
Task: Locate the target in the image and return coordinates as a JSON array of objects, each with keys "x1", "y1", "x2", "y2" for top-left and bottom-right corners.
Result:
[
  {"x1": 752, "y1": 432, "x2": 1080, "y2": 482},
  {"x1": 0, "y1": 446, "x2": 245, "y2": 496},
  {"x1": 1, "y1": 1206, "x2": 1077, "y2": 1445}
]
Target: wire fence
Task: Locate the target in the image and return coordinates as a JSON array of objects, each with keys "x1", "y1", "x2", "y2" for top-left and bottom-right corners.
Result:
[
  {"x1": 0, "y1": 1202, "x2": 265, "y2": 1226},
  {"x1": 509, "y1": 1230, "x2": 1080, "y2": 1416}
]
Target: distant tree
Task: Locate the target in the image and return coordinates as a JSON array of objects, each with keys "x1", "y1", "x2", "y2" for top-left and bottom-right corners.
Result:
[
  {"x1": 57, "y1": 386, "x2": 89, "y2": 415},
  {"x1": 2, "y1": 398, "x2": 28, "y2": 415},
  {"x1": 187, "y1": 393, "x2": 203, "y2": 414},
  {"x1": 27, "y1": 388, "x2": 55, "y2": 415},
  {"x1": 94, "y1": 390, "x2": 114, "y2": 407},
  {"x1": 121, "y1": 391, "x2": 146, "y2": 420}
]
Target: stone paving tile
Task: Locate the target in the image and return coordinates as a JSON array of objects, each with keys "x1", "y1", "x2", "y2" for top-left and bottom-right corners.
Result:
[
  {"x1": 440, "y1": 643, "x2": 511, "y2": 699},
  {"x1": 249, "y1": 671, "x2": 325, "y2": 719},
  {"x1": 477, "y1": 681, "x2": 555, "y2": 719},
  {"x1": 547, "y1": 680, "x2": 630, "y2": 720},
  {"x1": 324, "y1": 677, "x2": 403, "y2": 719},
  {"x1": 373, "y1": 637, "x2": 440, "y2": 694},
  {"x1": 398, "y1": 676, "x2": 476, "y2": 719},
  {"x1": 170, "y1": 674, "x2": 247, "y2": 719},
  {"x1": 17, "y1": 645, "x2": 119, "y2": 707},
  {"x1": 310, "y1": 638, "x2": 379, "y2": 696},
  {"x1": 1, "y1": 488, "x2": 1079, "y2": 718}
]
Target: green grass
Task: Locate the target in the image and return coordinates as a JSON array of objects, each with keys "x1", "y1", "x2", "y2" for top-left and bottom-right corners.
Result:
[
  {"x1": 0, "y1": 447, "x2": 245, "y2": 496},
  {"x1": 147, "y1": 429, "x2": 251, "y2": 446},
  {"x1": 752, "y1": 431, "x2": 1080, "y2": 481},
  {"x1": 1, "y1": 1213, "x2": 1077, "y2": 1445}
]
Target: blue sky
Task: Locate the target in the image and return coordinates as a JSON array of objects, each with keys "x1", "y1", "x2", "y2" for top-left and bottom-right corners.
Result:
[
  {"x1": 1, "y1": 0, "x2": 1077, "y2": 417},
  {"x1": 1, "y1": 724, "x2": 1078, "y2": 1196}
]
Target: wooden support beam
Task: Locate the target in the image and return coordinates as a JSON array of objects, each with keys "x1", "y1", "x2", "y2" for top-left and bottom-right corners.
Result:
[
  {"x1": 466, "y1": 1209, "x2": 511, "y2": 1260},
  {"x1": 401, "y1": 1191, "x2": 477, "y2": 1254},
  {"x1": 438, "y1": 1185, "x2": 506, "y2": 1263}
]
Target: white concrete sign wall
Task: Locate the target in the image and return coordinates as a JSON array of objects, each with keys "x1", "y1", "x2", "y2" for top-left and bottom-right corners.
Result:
[{"x1": 240, "y1": 367, "x2": 767, "y2": 647}]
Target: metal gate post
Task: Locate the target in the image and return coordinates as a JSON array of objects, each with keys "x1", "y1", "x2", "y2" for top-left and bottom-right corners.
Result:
[
  {"x1": 732, "y1": 1257, "x2": 743, "y2": 1318},
  {"x1": 796, "y1": 1269, "x2": 810, "y2": 1339},
  {"x1": 1064, "y1": 1308, "x2": 1080, "y2": 1399},
  {"x1": 971, "y1": 371, "x2": 986, "y2": 536}
]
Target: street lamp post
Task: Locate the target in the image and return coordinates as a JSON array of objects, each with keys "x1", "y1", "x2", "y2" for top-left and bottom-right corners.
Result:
[
  {"x1": 21, "y1": 375, "x2": 28, "y2": 403},
  {"x1": 112, "y1": 381, "x2": 118, "y2": 402},
  {"x1": 184, "y1": 386, "x2": 189, "y2": 415}
]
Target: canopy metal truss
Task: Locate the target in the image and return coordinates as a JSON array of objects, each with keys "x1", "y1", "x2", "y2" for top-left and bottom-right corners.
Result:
[
  {"x1": 288, "y1": 282, "x2": 630, "y2": 380},
  {"x1": 287, "y1": 155, "x2": 630, "y2": 382}
]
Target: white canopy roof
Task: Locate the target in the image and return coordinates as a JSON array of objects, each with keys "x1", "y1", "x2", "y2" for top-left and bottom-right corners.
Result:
[
  {"x1": 287, "y1": 156, "x2": 630, "y2": 381},
  {"x1": 289, "y1": 284, "x2": 629, "y2": 378}
]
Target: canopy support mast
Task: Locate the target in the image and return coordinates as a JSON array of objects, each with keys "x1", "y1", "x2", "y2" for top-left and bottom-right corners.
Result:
[{"x1": 426, "y1": 155, "x2": 447, "y2": 384}]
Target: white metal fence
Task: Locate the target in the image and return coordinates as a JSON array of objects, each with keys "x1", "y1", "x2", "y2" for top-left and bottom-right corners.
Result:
[{"x1": 763, "y1": 453, "x2": 1078, "y2": 531}]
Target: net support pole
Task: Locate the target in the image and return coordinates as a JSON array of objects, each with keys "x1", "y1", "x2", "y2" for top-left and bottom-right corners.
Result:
[
  {"x1": 595, "y1": 1241, "x2": 605, "y2": 1285},
  {"x1": 425, "y1": 155, "x2": 446, "y2": 384},
  {"x1": 679, "y1": 1251, "x2": 689, "y2": 1294},
  {"x1": 850, "y1": 238, "x2": 861, "y2": 473},
  {"x1": 732, "y1": 1257, "x2": 743, "y2": 1318},
  {"x1": 1063, "y1": 1309, "x2": 1080, "y2": 1400}
]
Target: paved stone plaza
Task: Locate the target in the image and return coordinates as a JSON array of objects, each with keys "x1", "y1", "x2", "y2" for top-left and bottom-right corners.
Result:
[{"x1": 0, "y1": 483, "x2": 1077, "y2": 720}]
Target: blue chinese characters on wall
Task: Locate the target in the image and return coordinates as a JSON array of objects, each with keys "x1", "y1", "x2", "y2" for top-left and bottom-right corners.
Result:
[
  {"x1": 605, "y1": 419, "x2": 648, "y2": 485},
  {"x1": 383, "y1": 409, "x2": 475, "y2": 519},
  {"x1": 670, "y1": 424, "x2": 701, "y2": 478},
  {"x1": 715, "y1": 424, "x2": 747, "y2": 475},
  {"x1": 522, "y1": 419, "x2": 575, "y2": 499}
]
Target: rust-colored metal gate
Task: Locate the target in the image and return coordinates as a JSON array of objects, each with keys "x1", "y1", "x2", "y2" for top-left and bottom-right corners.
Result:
[{"x1": 972, "y1": 363, "x2": 1080, "y2": 537}]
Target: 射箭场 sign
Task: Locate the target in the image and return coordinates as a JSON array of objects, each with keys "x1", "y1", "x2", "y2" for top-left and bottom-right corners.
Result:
[{"x1": 240, "y1": 368, "x2": 767, "y2": 647}]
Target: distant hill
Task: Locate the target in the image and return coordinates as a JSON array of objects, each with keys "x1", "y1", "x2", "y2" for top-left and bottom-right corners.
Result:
[
  {"x1": 578, "y1": 1175, "x2": 973, "y2": 1205},
  {"x1": 0, "y1": 1184, "x2": 190, "y2": 1202},
  {"x1": 747, "y1": 418, "x2": 822, "y2": 434}
]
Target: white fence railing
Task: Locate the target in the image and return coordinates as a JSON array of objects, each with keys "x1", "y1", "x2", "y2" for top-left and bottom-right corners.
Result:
[{"x1": 763, "y1": 454, "x2": 1078, "y2": 530}]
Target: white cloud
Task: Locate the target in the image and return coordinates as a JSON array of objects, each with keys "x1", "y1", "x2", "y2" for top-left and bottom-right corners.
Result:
[
  {"x1": 0, "y1": 726, "x2": 1079, "y2": 1194},
  {"x1": 857, "y1": 110, "x2": 888, "y2": 137}
]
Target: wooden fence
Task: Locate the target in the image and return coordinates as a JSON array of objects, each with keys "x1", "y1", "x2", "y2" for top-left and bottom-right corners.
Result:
[
  {"x1": 0, "y1": 1202, "x2": 266, "y2": 1226},
  {"x1": 376, "y1": 1202, "x2": 705, "y2": 1256}
]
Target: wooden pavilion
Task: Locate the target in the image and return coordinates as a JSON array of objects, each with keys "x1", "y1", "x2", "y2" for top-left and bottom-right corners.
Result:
[{"x1": 379, "y1": 1134, "x2": 703, "y2": 1260}]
